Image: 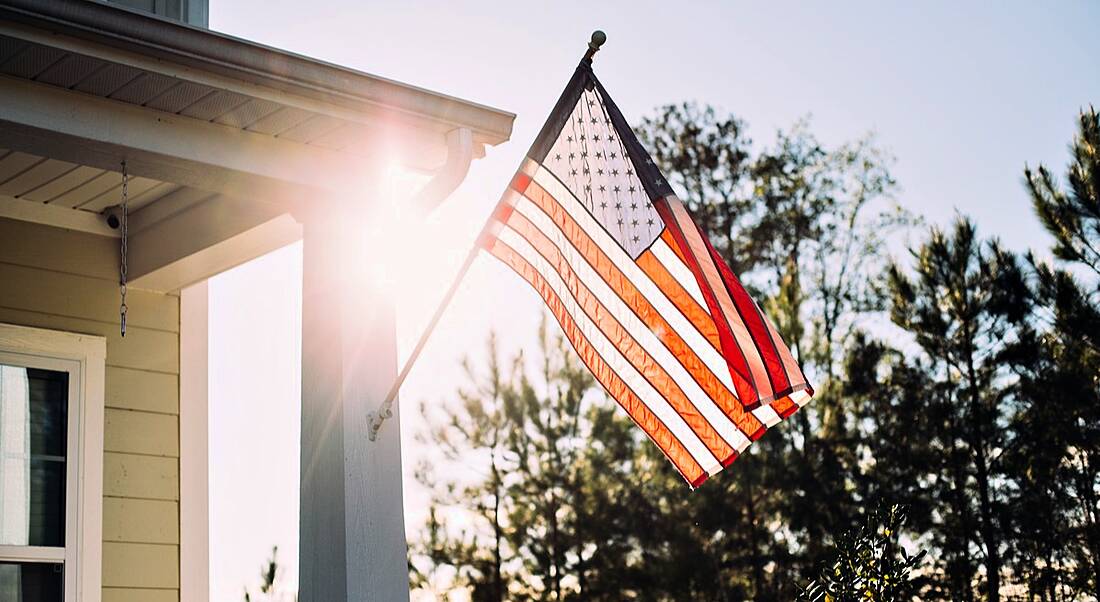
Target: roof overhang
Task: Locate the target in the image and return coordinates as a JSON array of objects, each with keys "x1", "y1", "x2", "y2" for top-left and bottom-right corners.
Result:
[
  {"x1": 0, "y1": 0, "x2": 514, "y2": 153},
  {"x1": 0, "y1": 0, "x2": 515, "y2": 292}
]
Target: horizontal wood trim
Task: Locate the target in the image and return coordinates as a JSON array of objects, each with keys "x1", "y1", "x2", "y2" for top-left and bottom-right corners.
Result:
[
  {"x1": 0, "y1": 216, "x2": 118, "y2": 281},
  {"x1": 102, "y1": 588, "x2": 179, "y2": 602},
  {"x1": 106, "y1": 366, "x2": 179, "y2": 415},
  {"x1": 0, "y1": 544, "x2": 65, "y2": 562},
  {"x1": 0, "y1": 194, "x2": 120, "y2": 237},
  {"x1": 0, "y1": 261, "x2": 179, "y2": 331},
  {"x1": 0, "y1": 307, "x2": 178, "y2": 373},
  {"x1": 103, "y1": 542, "x2": 180, "y2": 588},
  {"x1": 104, "y1": 452, "x2": 179, "y2": 501},
  {"x1": 103, "y1": 497, "x2": 179, "y2": 545},
  {"x1": 105, "y1": 408, "x2": 179, "y2": 457}
]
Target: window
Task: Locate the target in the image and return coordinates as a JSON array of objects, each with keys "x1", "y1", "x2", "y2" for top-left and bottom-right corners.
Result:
[
  {"x1": 102, "y1": 0, "x2": 209, "y2": 27},
  {"x1": 0, "y1": 324, "x2": 104, "y2": 602}
]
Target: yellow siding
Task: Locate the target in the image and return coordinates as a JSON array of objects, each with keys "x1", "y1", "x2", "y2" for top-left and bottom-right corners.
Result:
[
  {"x1": 0, "y1": 218, "x2": 180, "y2": 600},
  {"x1": 103, "y1": 498, "x2": 179, "y2": 544},
  {"x1": 103, "y1": 542, "x2": 180, "y2": 588},
  {"x1": 103, "y1": 589, "x2": 180, "y2": 602},
  {"x1": 106, "y1": 367, "x2": 178, "y2": 414},
  {"x1": 104, "y1": 453, "x2": 179, "y2": 500},
  {"x1": 105, "y1": 408, "x2": 179, "y2": 457}
]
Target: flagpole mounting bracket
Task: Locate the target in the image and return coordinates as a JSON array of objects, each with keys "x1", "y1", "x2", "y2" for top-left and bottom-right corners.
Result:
[
  {"x1": 583, "y1": 30, "x2": 607, "y2": 63},
  {"x1": 367, "y1": 407, "x2": 392, "y2": 442}
]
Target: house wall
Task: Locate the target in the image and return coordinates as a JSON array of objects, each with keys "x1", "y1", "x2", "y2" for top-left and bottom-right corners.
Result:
[{"x1": 0, "y1": 217, "x2": 181, "y2": 602}]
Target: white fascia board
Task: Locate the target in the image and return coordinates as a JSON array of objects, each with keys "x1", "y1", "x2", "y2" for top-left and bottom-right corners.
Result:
[
  {"x1": 0, "y1": 17, "x2": 511, "y2": 163},
  {"x1": 0, "y1": 74, "x2": 383, "y2": 206}
]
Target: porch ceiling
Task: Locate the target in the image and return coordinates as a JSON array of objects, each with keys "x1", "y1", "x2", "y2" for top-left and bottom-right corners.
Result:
[{"x1": 0, "y1": 147, "x2": 178, "y2": 213}]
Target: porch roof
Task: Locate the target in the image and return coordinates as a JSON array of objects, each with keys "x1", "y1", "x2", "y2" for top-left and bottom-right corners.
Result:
[
  {"x1": 0, "y1": 0, "x2": 514, "y2": 151},
  {"x1": 0, "y1": 0, "x2": 515, "y2": 292}
]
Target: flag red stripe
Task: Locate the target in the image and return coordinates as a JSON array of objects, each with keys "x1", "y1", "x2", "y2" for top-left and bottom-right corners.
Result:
[
  {"x1": 633, "y1": 252, "x2": 764, "y2": 431},
  {"x1": 504, "y1": 215, "x2": 737, "y2": 460},
  {"x1": 488, "y1": 238, "x2": 708, "y2": 486}
]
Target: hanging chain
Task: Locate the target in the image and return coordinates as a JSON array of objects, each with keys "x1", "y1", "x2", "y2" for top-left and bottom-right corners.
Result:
[{"x1": 119, "y1": 161, "x2": 129, "y2": 338}]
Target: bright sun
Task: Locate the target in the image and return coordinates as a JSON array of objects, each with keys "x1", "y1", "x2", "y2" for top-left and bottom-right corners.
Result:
[{"x1": 360, "y1": 162, "x2": 485, "y2": 347}]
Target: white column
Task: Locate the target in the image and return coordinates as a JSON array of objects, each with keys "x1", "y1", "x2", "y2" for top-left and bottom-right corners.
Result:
[
  {"x1": 180, "y1": 281, "x2": 211, "y2": 602},
  {"x1": 299, "y1": 212, "x2": 409, "y2": 602}
]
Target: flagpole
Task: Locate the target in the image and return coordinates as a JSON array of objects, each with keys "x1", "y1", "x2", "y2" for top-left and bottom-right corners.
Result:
[
  {"x1": 366, "y1": 239, "x2": 479, "y2": 440},
  {"x1": 367, "y1": 30, "x2": 608, "y2": 441}
]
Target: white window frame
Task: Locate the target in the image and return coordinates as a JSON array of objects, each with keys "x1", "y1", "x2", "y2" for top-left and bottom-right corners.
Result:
[{"x1": 0, "y1": 323, "x2": 104, "y2": 602}]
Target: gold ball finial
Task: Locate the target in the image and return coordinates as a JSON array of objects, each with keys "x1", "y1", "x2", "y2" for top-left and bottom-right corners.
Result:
[{"x1": 585, "y1": 30, "x2": 607, "y2": 62}]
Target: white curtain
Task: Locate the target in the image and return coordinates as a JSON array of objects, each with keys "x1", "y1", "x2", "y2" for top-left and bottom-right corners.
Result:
[{"x1": 0, "y1": 364, "x2": 30, "y2": 546}]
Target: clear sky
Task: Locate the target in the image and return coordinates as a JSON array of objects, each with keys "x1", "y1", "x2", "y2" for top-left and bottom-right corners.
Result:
[{"x1": 205, "y1": 2, "x2": 1100, "y2": 599}]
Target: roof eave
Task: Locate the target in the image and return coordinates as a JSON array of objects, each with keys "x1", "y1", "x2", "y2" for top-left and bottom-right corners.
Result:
[{"x1": 0, "y1": 0, "x2": 515, "y2": 146}]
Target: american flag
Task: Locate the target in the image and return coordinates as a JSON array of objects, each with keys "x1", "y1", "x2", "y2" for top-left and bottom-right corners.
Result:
[{"x1": 482, "y1": 61, "x2": 814, "y2": 487}]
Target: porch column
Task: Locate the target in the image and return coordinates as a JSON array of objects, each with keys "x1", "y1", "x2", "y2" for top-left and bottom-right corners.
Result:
[
  {"x1": 180, "y1": 281, "x2": 211, "y2": 602},
  {"x1": 299, "y1": 211, "x2": 410, "y2": 601}
]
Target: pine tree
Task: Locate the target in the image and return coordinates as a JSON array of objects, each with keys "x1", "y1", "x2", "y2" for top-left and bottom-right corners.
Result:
[
  {"x1": 410, "y1": 333, "x2": 514, "y2": 600},
  {"x1": 884, "y1": 218, "x2": 1027, "y2": 601},
  {"x1": 1006, "y1": 106, "x2": 1100, "y2": 599},
  {"x1": 243, "y1": 546, "x2": 295, "y2": 602},
  {"x1": 1025, "y1": 107, "x2": 1100, "y2": 282}
]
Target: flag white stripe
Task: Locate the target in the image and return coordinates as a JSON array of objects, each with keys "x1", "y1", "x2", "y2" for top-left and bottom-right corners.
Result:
[
  {"x1": 530, "y1": 167, "x2": 740, "y2": 399},
  {"x1": 501, "y1": 208, "x2": 751, "y2": 453},
  {"x1": 752, "y1": 404, "x2": 782, "y2": 427},
  {"x1": 497, "y1": 232, "x2": 723, "y2": 475},
  {"x1": 651, "y1": 240, "x2": 709, "y2": 311}
]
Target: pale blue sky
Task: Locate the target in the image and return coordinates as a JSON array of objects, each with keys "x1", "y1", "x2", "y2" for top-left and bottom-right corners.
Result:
[{"x1": 205, "y1": 2, "x2": 1100, "y2": 599}]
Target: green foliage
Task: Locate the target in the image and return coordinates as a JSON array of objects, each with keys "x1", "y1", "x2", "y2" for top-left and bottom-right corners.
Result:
[
  {"x1": 1025, "y1": 107, "x2": 1100, "y2": 275},
  {"x1": 243, "y1": 546, "x2": 295, "y2": 602},
  {"x1": 1005, "y1": 106, "x2": 1100, "y2": 601},
  {"x1": 841, "y1": 109, "x2": 1100, "y2": 601},
  {"x1": 797, "y1": 505, "x2": 926, "y2": 602}
]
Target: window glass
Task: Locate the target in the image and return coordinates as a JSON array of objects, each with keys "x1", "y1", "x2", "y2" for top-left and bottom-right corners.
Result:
[
  {"x1": 0, "y1": 562, "x2": 64, "y2": 602},
  {"x1": 164, "y1": 0, "x2": 182, "y2": 20},
  {"x1": 105, "y1": 0, "x2": 185, "y2": 21},
  {"x1": 0, "y1": 365, "x2": 68, "y2": 547},
  {"x1": 105, "y1": 0, "x2": 156, "y2": 11}
]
